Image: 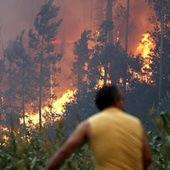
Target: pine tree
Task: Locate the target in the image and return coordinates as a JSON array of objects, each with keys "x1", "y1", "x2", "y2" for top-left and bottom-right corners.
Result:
[
  {"x1": 73, "y1": 30, "x2": 92, "y2": 94},
  {"x1": 28, "y1": 0, "x2": 62, "y2": 128},
  {"x1": 4, "y1": 31, "x2": 33, "y2": 136},
  {"x1": 146, "y1": 0, "x2": 170, "y2": 103}
]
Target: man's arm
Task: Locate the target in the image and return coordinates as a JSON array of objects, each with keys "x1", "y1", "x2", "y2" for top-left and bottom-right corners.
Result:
[
  {"x1": 142, "y1": 131, "x2": 152, "y2": 170},
  {"x1": 45, "y1": 121, "x2": 90, "y2": 170}
]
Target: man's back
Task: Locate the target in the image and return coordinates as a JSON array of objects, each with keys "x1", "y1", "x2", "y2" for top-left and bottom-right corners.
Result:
[
  {"x1": 45, "y1": 85, "x2": 151, "y2": 170},
  {"x1": 88, "y1": 107, "x2": 143, "y2": 170}
]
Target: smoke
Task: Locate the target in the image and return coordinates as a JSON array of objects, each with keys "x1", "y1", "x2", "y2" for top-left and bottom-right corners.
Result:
[
  {"x1": 127, "y1": 0, "x2": 153, "y2": 52},
  {"x1": 0, "y1": 0, "x2": 45, "y2": 46},
  {"x1": 113, "y1": 0, "x2": 153, "y2": 52},
  {"x1": 58, "y1": 0, "x2": 93, "y2": 40},
  {"x1": 0, "y1": 0, "x2": 153, "y2": 94}
]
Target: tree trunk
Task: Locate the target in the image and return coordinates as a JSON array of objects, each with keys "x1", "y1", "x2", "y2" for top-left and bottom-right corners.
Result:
[
  {"x1": 158, "y1": 7, "x2": 164, "y2": 106},
  {"x1": 22, "y1": 58, "x2": 27, "y2": 140},
  {"x1": 124, "y1": 0, "x2": 130, "y2": 91},
  {"x1": 39, "y1": 38, "x2": 44, "y2": 129},
  {"x1": 125, "y1": 0, "x2": 130, "y2": 54},
  {"x1": 106, "y1": 0, "x2": 113, "y2": 44}
]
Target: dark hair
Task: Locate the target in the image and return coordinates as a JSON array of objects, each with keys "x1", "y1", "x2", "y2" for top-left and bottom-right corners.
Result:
[{"x1": 95, "y1": 85, "x2": 120, "y2": 111}]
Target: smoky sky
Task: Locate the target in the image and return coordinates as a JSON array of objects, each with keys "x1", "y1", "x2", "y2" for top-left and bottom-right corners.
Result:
[
  {"x1": 0, "y1": 0, "x2": 152, "y2": 46},
  {"x1": 0, "y1": 0, "x2": 153, "y2": 94}
]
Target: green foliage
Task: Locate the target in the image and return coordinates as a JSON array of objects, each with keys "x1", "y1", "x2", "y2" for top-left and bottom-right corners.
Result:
[
  {"x1": 148, "y1": 111, "x2": 170, "y2": 170},
  {"x1": 0, "y1": 128, "x2": 50, "y2": 170},
  {"x1": 0, "y1": 121, "x2": 93, "y2": 170},
  {"x1": 61, "y1": 144, "x2": 94, "y2": 170},
  {"x1": 2, "y1": 108, "x2": 170, "y2": 170},
  {"x1": 145, "y1": 0, "x2": 170, "y2": 102}
]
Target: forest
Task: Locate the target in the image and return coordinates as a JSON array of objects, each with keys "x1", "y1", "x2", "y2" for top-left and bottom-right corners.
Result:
[{"x1": 0, "y1": 0, "x2": 170, "y2": 169}]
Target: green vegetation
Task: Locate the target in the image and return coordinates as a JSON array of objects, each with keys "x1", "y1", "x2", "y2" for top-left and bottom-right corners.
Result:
[
  {"x1": 148, "y1": 111, "x2": 170, "y2": 170},
  {"x1": 1, "y1": 110, "x2": 170, "y2": 169},
  {"x1": 148, "y1": 91, "x2": 170, "y2": 169},
  {"x1": 0, "y1": 120, "x2": 94, "y2": 170}
]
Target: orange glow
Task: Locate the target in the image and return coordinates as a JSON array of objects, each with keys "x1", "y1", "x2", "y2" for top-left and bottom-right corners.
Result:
[
  {"x1": 66, "y1": 39, "x2": 76, "y2": 44},
  {"x1": 20, "y1": 90, "x2": 75, "y2": 125},
  {"x1": 51, "y1": 37, "x2": 77, "y2": 44},
  {"x1": 94, "y1": 66, "x2": 105, "y2": 89},
  {"x1": 50, "y1": 89, "x2": 75, "y2": 114},
  {"x1": 100, "y1": 66, "x2": 105, "y2": 77},
  {"x1": 96, "y1": 79, "x2": 105, "y2": 89},
  {"x1": 0, "y1": 127, "x2": 9, "y2": 145},
  {"x1": 95, "y1": 65, "x2": 112, "y2": 89},
  {"x1": 136, "y1": 33, "x2": 155, "y2": 70},
  {"x1": 132, "y1": 33, "x2": 155, "y2": 83},
  {"x1": 116, "y1": 31, "x2": 120, "y2": 42}
]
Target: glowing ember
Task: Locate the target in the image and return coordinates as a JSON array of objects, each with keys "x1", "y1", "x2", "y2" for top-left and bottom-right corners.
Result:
[
  {"x1": 96, "y1": 79, "x2": 104, "y2": 89},
  {"x1": 100, "y1": 66, "x2": 105, "y2": 77},
  {"x1": 95, "y1": 66, "x2": 112, "y2": 89},
  {"x1": 0, "y1": 127, "x2": 9, "y2": 145},
  {"x1": 116, "y1": 31, "x2": 120, "y2": 42}
]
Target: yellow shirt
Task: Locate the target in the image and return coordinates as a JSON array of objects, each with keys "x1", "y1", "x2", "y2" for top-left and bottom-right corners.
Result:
[{"x1": 88, "y1": 107, "x2": 143, "y2": 170}]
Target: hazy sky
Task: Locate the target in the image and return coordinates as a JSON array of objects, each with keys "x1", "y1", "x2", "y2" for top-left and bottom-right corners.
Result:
[
  {"x1": 0, "y1": 0, "x2": 153, "y2": 94},
  {"x1": 0, "y1": 0, "x2": 152, "y2": 48}
]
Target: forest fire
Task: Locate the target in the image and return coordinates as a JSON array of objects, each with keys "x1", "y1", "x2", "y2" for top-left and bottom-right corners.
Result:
[
  {"x1": 136, "y1": 33, "x2": 155, "y2": 70},
  {"x1": 21, "y1": 90, "x2": 75, "y2": 125},
  {"x1": 50, "y1": 89, "x2": 75, "y2": 114},
  {"x1": 2, "y1": 0, "x2": 170, "y2": 169},
  {"x1": 131, "y1": 33, "x2": 155, "y2": 83},
  {"x1": 0, "y1": 0, "x2": 155, "y2": 131}
]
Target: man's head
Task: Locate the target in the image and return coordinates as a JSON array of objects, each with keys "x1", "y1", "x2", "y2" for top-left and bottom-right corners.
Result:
[{"x1": 95, "y1": 85, "x2": 124, "y2": 111}]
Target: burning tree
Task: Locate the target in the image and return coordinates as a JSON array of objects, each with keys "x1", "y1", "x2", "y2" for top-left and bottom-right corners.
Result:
[
  {"x1": 65, "y1": 21, "x2": 129, "y2": 128},
  {"x1": 90, "y1": 21, "x2": 127, "y2": 88},
  {"x1": 29, "y1": 0, "x2": 62, "y2": 128}
]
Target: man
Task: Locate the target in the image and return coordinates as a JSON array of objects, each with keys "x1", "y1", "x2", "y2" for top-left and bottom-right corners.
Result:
[{"x1": 45, "y1": 85, "x2": 152, "y2": 170}]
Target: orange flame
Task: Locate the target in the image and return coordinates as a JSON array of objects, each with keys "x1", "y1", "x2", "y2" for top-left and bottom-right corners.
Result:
[
  {"x1": 136, "y1": 33, "x2": 155, "y2": 70},
  {"x1": 20, "y1": 90, "x2": 75, "y2": 125},
  {"x1": 131, "y1": 33, "x2": 155, "y2": 84},
  {"x1": 50, "y1": 89, "x2": 75, "y2": 114},
  {"x1": 95, "y1": 66, "x2": 112, "y2": 89}
]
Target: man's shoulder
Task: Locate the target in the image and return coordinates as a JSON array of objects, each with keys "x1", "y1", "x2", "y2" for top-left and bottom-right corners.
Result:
[
  {"x1": 120, "y1": 110, "x2": 141, "y2": 124},
  {"x1": 87, "y1": 111, "x2": 101, "y2": 121},
  {"x1": 87, "y1": 108, "x2": 142, "y2": 126},
  {"x1": 121, "y1": 111, "x2": 144, "y2": 133}
]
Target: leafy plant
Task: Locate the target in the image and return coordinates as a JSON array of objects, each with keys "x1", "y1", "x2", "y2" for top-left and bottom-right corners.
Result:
[{"x1": 148, "y1": 111, "x2": 170, "y2": 170}]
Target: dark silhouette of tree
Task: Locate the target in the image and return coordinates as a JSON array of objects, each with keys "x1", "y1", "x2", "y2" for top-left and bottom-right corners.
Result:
[
  {"x1": 28, "y1": 0, "x2": 62, "y2": 128},
  {"x1": 64, "y1": 30, "x2": 95, "y2": 130},
  {"x1": 4, "y1": 31, "x2": 33, "y2": 137},
  {"x1": 146, "y1": 0, "x2": 170, "y2": 104},
  {"x1": 89, "y1": 22, "x2": 127, "y2": 89},
  {"x1": 72, "y1": 30, "x2": 92, "y2": 95},
  {"x1": 65, "y1": 22, "x2": 130, "y2": 129}
]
